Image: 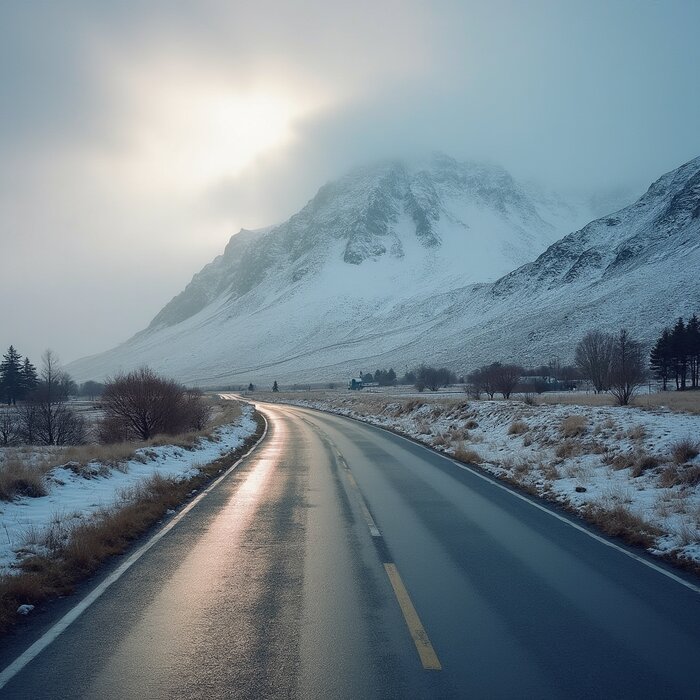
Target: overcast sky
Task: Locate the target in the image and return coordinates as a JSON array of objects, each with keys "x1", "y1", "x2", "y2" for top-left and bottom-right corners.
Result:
[{"x1": 2, "y1": 0, "x2": 699, "y2": 366}]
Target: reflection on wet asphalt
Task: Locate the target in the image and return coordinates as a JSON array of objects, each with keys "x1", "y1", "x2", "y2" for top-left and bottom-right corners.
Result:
[{"x1": 2, "y1": 403, "x2": 699, "y2": 699}]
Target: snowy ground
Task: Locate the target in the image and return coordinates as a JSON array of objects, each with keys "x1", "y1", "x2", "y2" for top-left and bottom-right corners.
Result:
[
  {"x1": 0, "y1": 405, "x2": 257, "y2": 575},
  {"x1": 265, "y1": 392, "x2": 700, "y2": 568}
]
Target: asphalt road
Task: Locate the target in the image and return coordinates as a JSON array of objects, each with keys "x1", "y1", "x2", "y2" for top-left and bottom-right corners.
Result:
[{"x1": 1, "y1": 401, "x2": 699, "y2": 699}]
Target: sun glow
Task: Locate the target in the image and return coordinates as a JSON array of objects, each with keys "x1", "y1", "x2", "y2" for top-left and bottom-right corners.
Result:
[{"x1": 111, "y1": 78, "x2": 322, "y2": 194}]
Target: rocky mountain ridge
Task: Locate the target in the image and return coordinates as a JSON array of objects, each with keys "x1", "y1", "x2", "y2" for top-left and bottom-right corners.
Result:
[{"x1": 67, "y1": 154, "x2": 699, "y2": 385}]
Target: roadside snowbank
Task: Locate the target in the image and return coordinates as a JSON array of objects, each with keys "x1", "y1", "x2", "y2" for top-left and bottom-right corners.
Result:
[
  {"x1": 274, "y1": 394, "x2": 700, "y2": 568},
  {"x1": 0, "y1": 406, "x2": 257, "y2": 574}
]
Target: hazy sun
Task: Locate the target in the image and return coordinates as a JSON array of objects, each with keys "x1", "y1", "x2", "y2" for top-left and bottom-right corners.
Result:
[{"x1": 120, "y1": 81, "x2": 319, "y2": 193}]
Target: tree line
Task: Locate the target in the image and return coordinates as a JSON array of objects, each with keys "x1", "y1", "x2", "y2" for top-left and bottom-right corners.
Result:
[
  {"x1": 0, "y1": 348, "x2": 86, "y2": 446},
  {"x1": 1, "y1": 344, "x2": 209, "y2": 447},
  {"x1": 649, "y1": 315, "x2": 700, "y2": 391}
]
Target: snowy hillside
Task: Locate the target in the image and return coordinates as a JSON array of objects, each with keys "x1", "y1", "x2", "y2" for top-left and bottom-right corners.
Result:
[{"x1": 67, "y1": 154, "x2": 699, "y2": 385}]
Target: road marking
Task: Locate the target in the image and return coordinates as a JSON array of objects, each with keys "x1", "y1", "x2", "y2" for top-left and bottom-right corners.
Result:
[
  {"x1": 384, "y1": 563, "x2": 442, "y2": 671},
  {"x1": 0, "y1": 416, "x2": 269, "y2": 691},
  {"x1": 341, "y1": 463, "x2": 381, "y2": 537},
  {"x1": 358, "y1": 498, "x2": 381, "y2": 538},
  {"x1": 291, "y1": 405, "x2": 700, "y2": 596}
]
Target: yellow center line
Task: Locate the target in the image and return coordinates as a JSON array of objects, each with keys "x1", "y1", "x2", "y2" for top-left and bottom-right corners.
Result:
[{"x1": 384, "y1": 563, "x2": 442, "y2": 671}]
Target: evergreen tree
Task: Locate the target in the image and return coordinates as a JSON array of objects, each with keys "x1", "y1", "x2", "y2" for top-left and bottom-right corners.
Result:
[
  {"x1": 0, "y1": 346, "x2": 24, "y2": 405},
  {"x1": 20, "y1": 356, "x2": 39, "y2": 398},
  {"x1": 649, "y1": 328, "x2": 673, "y2": 391},
  {"x1": 272, "y1": 380, "x2": 279, "y2": 392},
  {"x1": 687, "y1": 314, "x2": 700, "y2": 389},
  {"x1": 670, "y1": 318, "x2": 688, "y2": 390}
]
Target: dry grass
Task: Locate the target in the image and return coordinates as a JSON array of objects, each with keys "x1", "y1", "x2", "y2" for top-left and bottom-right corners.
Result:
[
  {"x1": 625, "y1": 424, "x2": 648, "y2": 441},
  {"x1": 583, "y1": 503, "x2": 661, "y2": 548},
  {"x1": 555, "y1": 440, "x2": 584, "y2": 459},
  {"x1": 658, "y1": 464, "x2": 700, "y2": 488},
  {"x1": 0, "y1": 457, "x2": 53, "y2": 500},
  {"x1": 0, "y1": 410, "x2": 265, "y2": 635},
  {"x1": 541, "y1": 393, "x2": 614, "y2": 407},
  {"x1": 0, "y1": 398, "x2": 248, "y2": 503},
  {"x1": 453, "y1": 446, "x2": 482, "y2": 465},
  {"x1": 670, "y1": 438, "x2": 700, "y2": 465},
  {"x1": 630, "y1": 452, "x2": 661, "y2": 478},
  {"x1": 541, "y1": 462, "x2": 560, "y2": 481},
  {"x1": 561, "y1": 415, "x2": 587, "y2": 438},
  {"x1": 508, "y1": 420, "x2": 529, "y2": 436},
  {"x1": 540, "y1": 389, "x2": 700, "y2": 413}
]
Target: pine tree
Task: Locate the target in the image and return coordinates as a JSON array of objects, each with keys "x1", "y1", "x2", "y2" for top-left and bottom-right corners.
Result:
[
  {"x1": 686, "y1": 314, "x2": 700, "y2": 389},
  {"x1": 670, "y1": 318, "x2": 688, "y2": 390},
  {"x1": 20, "y1": 357, "x2": 39, "y2": 398},
  {"x1": 0, "y1": 346, "x2": 24, "y2": 405},
  {"x1": 649, "y1": 328, "x2": 673, "y2": 391}
]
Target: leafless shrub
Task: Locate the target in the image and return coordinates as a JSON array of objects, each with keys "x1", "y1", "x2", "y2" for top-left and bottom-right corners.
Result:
[
  {"x1": 523, "y1": 434, "x2": 533, "y2": 447},
  {"x1": 99, "y1": 368, "x2": 210, "y2": 441},
  {"x1": 670, "y1": 438, "x2": 700, "y2": 465},
  {"x1": 575, "y1": 330, "x2": 614, "y2": 393},
  {"x1": 0, "y1": 409, "x2": 20, "y2": 446},
  {"x1": 608, "y1": 329, "x2": 646, "y2": 406},
  {"x1": 22, "y1": 350, "x2": 86, "y2": 446},
  {"x1": 561, "y1": 415, "x2": 587, "y2": 438}
]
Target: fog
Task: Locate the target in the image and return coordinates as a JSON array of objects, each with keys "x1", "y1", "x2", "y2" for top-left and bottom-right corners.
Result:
[{"x1": 2, "y1": 0, "x2": 699, "y2": 365}]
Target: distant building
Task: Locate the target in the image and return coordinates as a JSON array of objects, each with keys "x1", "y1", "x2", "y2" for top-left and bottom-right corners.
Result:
[{"x1": 348, "y1": 378, "x2": 364, "y2": 390}]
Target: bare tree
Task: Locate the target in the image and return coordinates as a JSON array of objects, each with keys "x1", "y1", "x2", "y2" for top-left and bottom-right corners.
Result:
[
  {"x1": 575, "y1": 331, "x2": 614, "y2": 393},
  {"x1": 609, "y1": 329, "x2": 646, "y2": 405},
  {"x1": 467, "y1": 366, "x2": 498, "y2": 399},
  {"x1": 30, "y1": 350, "x2": 85, "y2": 445},
  {"x1": 183, "y1": 389, "x2": 212, "y2": 431},
  {"x1": 100, "y1": 368, "x2": 210, "y2": 441},
  {"x1": 492, "y1": 363, "x2": 523, "y2": 399},
  {"x1": 0, "y1": 409, "x2": 19, "y2": 446}
]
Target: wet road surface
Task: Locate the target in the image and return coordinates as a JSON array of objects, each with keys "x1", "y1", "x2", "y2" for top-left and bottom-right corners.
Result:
[{"x1": 1, "y1": 402, "x2": 699, "y2": 698}]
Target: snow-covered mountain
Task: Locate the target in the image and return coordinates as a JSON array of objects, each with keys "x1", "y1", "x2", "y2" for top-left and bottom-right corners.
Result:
[{"x1": 68, "y1": 154, "x2": 699, "y2": 385}]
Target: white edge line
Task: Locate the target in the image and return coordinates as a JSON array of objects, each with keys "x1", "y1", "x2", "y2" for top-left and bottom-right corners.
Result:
[
  {"x1": 289, "y1": 404, "x2": 700, "y2": 596},
  {"x1": 0, "y1": 414, "x2": 269, "y2": 690}
]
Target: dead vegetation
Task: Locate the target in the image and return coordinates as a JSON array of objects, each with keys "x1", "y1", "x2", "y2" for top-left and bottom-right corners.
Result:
[
  {"x1": 583, "y1": 503, "x2": 661, "y2": 548},
  {"x1": 659, "y1": 464, "x2": 700, "y2": 488},
  {"x1": 670, "y1": 438, "x2": 700, "y2": 465},
  {"x1": 555, "y1": 440, "x2": 584, "y2": 459},
  {"x1": 0, "y1": 397, "x2": 242, "y2": 503},
  {"x1": 0, "y1": 409, "x2": 264, "y2": 635},
  {"x1": 561, "y1": 415, "x2": 587, "y2": 438},
  {"x1": 453, "y1": 446, "x2": 482, "y2": 465},
  {"x1": 508, "y1": 420, "x2": 528, "y2": 435},
  {"x1": 0, "y1": 458, "x2": 49, "y2": 500},
  {"x1": 540, "y1": 389, "x2": 700, "y2": 414}
]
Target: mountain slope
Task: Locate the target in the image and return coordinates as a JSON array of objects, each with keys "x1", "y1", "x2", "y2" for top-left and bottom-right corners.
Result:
[{"x1": 68, "y1": 155, "x2": 699, "y2": 385}]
